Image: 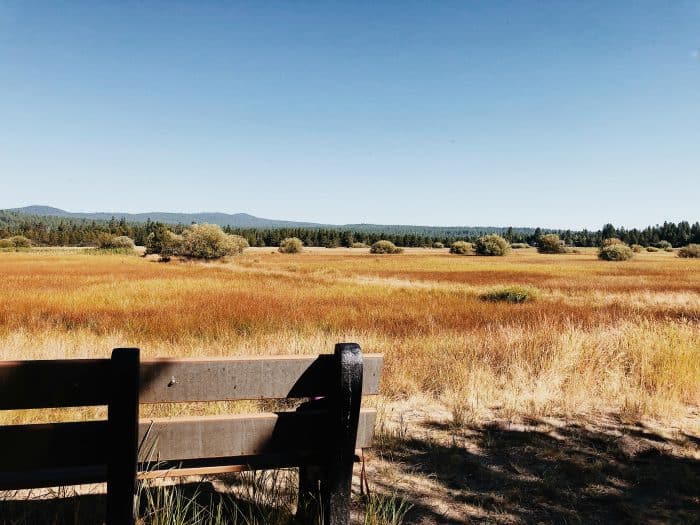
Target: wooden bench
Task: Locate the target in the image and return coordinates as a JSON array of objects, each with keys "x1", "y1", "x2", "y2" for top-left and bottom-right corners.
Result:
[{"x1": 0, "y1": 343, "x2": 382, "y2": 525}]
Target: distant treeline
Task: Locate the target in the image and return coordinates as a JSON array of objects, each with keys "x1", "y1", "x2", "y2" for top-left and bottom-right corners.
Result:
[{"x1": 1, "y1": 210, "x2": 698, "y2": 248}]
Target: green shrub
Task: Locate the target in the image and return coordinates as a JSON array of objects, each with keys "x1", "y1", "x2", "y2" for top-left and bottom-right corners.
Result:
[
  {"x1": 180, "y1": 224, "x2": 248, "y2": 259},
  {"x1": 537, "y1": 234, "x2": 566, "y2": 254},
  {"x1": 449, "y1": 241, "x2": 473, "y2": 255},
  {"x1": 602, "y1": 237, "x2": 623, "y2": 247},
  {"x1": 96, "y1": 233, "x2": 132, "y2": 249},
  {"x1": 351, "y1": 242, "x2": 369, "y2": 248},
  {"x1": 646, "y1": 246, "x2": 659, "y2": 252},
  {"x1": 678, "y1": 244, "x2": 700, "y2": 258},
  {"x1": 656, "y1": 240, "x2": 672, "y2": 250},
  {"x1": 480, "y1": 286, "x2": 537, "y2": 303},
  {"x1": 278, "y1": 237, "x2": 304, "y2": 253},
  {"x1": 474, "y1": 234, "x2": 510, "y2": 256},
  {"x1": 599, "y1": 243, "x2": 633, "y2": 261},
  {"x1": 432, "y1": 242, "x2": 445, "y2": 249},
  {"x1": 510, "y1": 243, "x2": 530, "y2": 249},
  {"x1": 0, "y1": 235, "x2": 31, "y2": 249},
  {"x1": 631, "y1": 244, "x2": 643, "y2": 253},
  {"x1": 146, "y1": 228, "x2": 184, "y2": 261},
  {"x1": 370, "y1": 240, "x2": 403, "y2": 254}
]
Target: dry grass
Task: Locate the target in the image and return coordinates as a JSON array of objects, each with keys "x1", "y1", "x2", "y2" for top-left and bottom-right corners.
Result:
[
  {"x1": 1, "y1": 247, "x2": 699, "y2": 523},
  {"x1": 0, "y1": 248, "x2": 698, "y2": 426}
]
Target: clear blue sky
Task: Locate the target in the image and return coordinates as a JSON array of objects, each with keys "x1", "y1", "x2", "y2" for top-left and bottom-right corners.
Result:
[{"x1": 1, "y1": 1, "x2": 698, "y2": 229}]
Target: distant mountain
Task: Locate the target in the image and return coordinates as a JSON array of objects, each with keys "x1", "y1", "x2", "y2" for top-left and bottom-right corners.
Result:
[
  {"x1": 8, "y1": 205, "x2": 325, "y2": 229},
  {"x1": 6, "y1": 205, "x2": 538, "y2": 235}
]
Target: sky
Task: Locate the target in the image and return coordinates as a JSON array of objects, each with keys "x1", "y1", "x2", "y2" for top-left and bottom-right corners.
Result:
[{"x1": 0, "y1": 1, "x2": 698, "y2": 229}]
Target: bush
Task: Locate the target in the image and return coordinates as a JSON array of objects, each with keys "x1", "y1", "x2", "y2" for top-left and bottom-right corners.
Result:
[
  {"x1": 0, "y1": 235, "x2": 31, "y2": 249},
  {"x1": 656, "y1": 240, "x2": 672, "y2": 250},
  {"x1": 146, "y1": 229, "x2": 183, "y2": 261},
  {"x1": 96, "y1": 234, "x2": 135, "y2": 250},
  {"x1": 370, "y1": 240, "x2": 403, "y2": 254},
  {"x1": 646, "y1": 246, "x2": 659, "y2": 252},
  {"x1": 351, "y1": 242, "x2": 369, "y2": 249},
  {"x1": 480, "y1": 286, "x2": 537, "y2": 303},
  {"x1": 510, "y1": 243, "x2": 530, "y2": 249},
  {"x1": 602, "y1": 237, "x2": 623, "y2": 247},
  {"x1": 599, "y1": 243, "x2": 634, "y2": 261},
  {"x1": 432, "y1": 242, "x2": 445, "y2": 249},
  {"x1": 678, "y1": 244, "x2": 700, "y2": 258},
  {"x1": 278, "y1": 237, "x2": 304, "y2": 253},
  {"x1": 474, "y1": 234, "x2": 510, "y2": 256},
  {"x1": 631, "y1": 244, "x2": 643, "y2": 253},
  {"x1": 537, "y1": 234, "x2": 566, "y2": 254},
  {"x1": 180, "y1": 224, "x2": 248, "y2": 259},
  {"x1": 449, "y1": 241, "x2": 472, "y2": 255}
]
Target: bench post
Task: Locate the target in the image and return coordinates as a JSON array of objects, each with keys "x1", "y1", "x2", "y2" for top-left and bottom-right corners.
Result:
[
  {"x1": 106, "y1": 348, "x2": 140, "y2": 525},
  {"x1": 324, "y1": 343, "x2": 363, "y2": 525}
]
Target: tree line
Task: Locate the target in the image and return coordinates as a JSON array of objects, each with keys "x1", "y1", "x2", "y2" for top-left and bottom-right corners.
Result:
[{"x1": 1, "y1": 210, "x2": 698, "y2": 248}]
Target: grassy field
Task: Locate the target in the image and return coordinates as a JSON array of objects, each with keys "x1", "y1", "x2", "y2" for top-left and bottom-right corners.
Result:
[{"x1": 0, "y1": 247, "x2": 698, "y2": 522}]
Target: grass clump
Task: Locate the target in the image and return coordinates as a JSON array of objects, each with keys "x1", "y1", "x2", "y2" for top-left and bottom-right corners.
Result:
[
  {"x1": 537, "y1": 233, "x2": 566, "y2": 254},
  {"x1": 646, "y1": 246, "x2": 659, "y2": 252},
  {"x1": 180, "y1": 224, "x2": 248, "y2": 259},
  {"x1": 351, "y1": 242, "x2": 369, "y2": 248},
  {"x1": 656, "y1": 240, "x2": 672, "y2": 250},
  {"x1": 678, "y1": 244, "x2": 700, "y2": 258},
  {"x1": 278, "y1": 237, "x2": 304, "y2": 253},
  {"x1": 631, "y1": 244, "x2": 643, "y2": 253},
  {"x1": 432, "y1": 242, "x2": 444, "y2": 249},
  {"x1": 449, "y1": 241, "x2": 472, "y2": 255},
  {"x1": 510, "y1": 242, "x2": 530, "y2": 249},
  {"x1": 599, "y1": 242, "x2": 634, "y2": 261},
  {"x1": 370, "y1": 240, "x2": 403, "y2": 254},
  {"x1": 480, "y1": 285, "x2": 537, "y2": 303},
  {"x1": 474, "y1": 234, "x2": 510, "y2": 256},
  {"x1": 363, "y1": 492, "x2": 412, "y2": 525}
]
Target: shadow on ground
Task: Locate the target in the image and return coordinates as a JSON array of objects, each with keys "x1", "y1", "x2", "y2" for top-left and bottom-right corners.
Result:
[{"x1": 374, "y1": 417, "x2": 700, "y2": 524}]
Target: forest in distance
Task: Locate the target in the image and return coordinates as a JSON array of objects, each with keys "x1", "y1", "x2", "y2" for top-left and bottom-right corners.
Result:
[{"x1": 1, "y1": 209, "x2": 698, "y2": 249}]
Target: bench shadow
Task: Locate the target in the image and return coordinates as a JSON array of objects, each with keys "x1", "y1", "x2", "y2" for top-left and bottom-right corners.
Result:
[{"x1": 376, "y1": 418, "x2": 700, "y2": 524}]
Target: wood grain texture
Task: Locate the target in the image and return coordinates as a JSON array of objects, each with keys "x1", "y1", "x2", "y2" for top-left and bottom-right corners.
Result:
[
  {"x1": 139, "y1": 354, "x2": 383, "y2": 402},
  {"x1": 138, "y1": 408, "x2": 376, "y2": 462},
  {"x1": 0, "y1": 359, "x2": 111, "y2": 409}
]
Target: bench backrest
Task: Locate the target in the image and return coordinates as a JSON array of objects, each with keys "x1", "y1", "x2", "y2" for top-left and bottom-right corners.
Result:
[{"x1": 0, "y1": 344, "x2": 382, "y2": 525}]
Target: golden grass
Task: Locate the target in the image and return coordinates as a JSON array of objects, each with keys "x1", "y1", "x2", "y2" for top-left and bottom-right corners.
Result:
[{"x1": 0, "y1": 248, "x2": 698, "y2": 428}]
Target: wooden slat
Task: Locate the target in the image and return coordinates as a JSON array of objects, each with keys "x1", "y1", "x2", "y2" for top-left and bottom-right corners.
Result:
[
  {"x1": 138, "y1": 408, "x2": 376, "y2": 462},
  {"x1": 0, "y1": 421, "x2": 108, "y2": 471},
  {"x1": 139, "y1": 354, "x2": 383, "y2": 403},
  {"x1": 0, "y1": 359, "x2": 111, "y2": 409},
  {"x1": 0, "y1": 466, "x2": 107, "y2": 490}
]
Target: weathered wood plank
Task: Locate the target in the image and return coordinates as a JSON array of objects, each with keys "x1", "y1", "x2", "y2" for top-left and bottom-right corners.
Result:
[
  {"x1": 0, "y1": 359, "x2": 111, "y2": 409},
  {"x1": 0, "y1": 466, "x2": 107, "y2": 491},
  {"x1": 139, "y1": 354, "x2": 383, "y2": 402},
  {"x1": 0, "y1": 420, "x2": 108, "y2": 471},
  {"x1": 138, "y1": 408, "x2": 376, "y2": 462}
]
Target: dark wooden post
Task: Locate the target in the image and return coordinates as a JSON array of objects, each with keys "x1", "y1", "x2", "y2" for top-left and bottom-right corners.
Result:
[
  {"x1": 106, "y1": 348, "x2": 140, "y2": 525},
  {"x1": 322, "y1": 342, "x2": 363, "y2": 525}
]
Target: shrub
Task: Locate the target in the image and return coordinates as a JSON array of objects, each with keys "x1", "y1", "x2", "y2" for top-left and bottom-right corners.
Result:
[
  {"x1": 351, "y1": 242, "x2": 369, "y2": 248},
  {"x1": 180, "y1": 224, "x2": 248, "y2": 259},
  {"x1": 678, "y1": 244, "x2": 700, "y2": 258},
  {"x1": 0, "y1": 235, "x2": 31, "y2": 249},
  {"x1": 631, "y1": 244, "x2": 643, "y2": 253},
  {"x1": 278, "y1": 237, "x2": 304, "y2": 253},
  {"x1": 480, "y1": 286, "x2": 537, "y2": 303},
  {"x1": 146, "y1": 229, "x2": 183, "y2": 261},
  {"x1": 510, "y1": 243, "x2": 530, "y2": 249},
  {"x1": 96, "y1": 234, "x2": 135, "y2": 250},
  {"x1": 602, "y1": 237, "x2": 623, "y2": 247},
  {"x1": 370, "y1": 240, "x2": 403, "y2": 254},
  {"x1": 474, "y1": 234, "x2": 510, "y2": 256},
  {"x1": 599, "y1": 243, "x2": 634, "y2": 261},
  {"x1": 656, "y1": 240, "x2": 672, "y2": 250},
  {"x1": 432, "y1": 242, "x2": 445, "y2": 249},
  {"x1": 449, "y1": 241, "x2": 473, "y2": 255},
  {"x1": 537, "y1": 234, "x2": 566, "y2": 254},
  {"x1": 646, "y1": 246, "x2": 659, "y2": 252}
]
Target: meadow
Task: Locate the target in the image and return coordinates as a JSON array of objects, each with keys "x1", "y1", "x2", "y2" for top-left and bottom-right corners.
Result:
[{"x1": 0, "y1": 246, "x2": 698, "y2": 523}]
